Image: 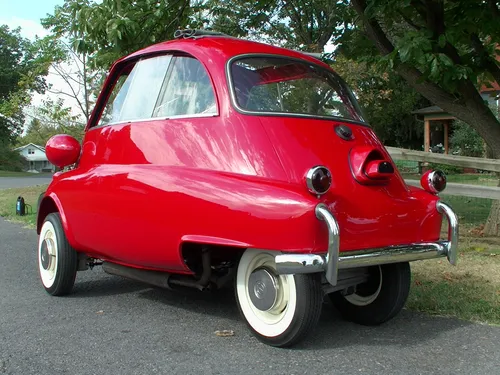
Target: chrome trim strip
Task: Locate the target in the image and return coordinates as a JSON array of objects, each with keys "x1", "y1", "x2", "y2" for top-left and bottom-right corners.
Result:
[
  {"x1": 314, "y1": 203, "x2": 340, "y2": 286},
  {"x1": 436, "y1": 201, "x2": 459, "y2": 265},
  {"x1": 337, "y1": 242, "x2": 448, "y2": 269},
  {"x1": 274, "y1": 254, "x2": 325, "y2": 274},
  {"x1": 89, "y1": 112, "x2": 219, "y2": 130}
]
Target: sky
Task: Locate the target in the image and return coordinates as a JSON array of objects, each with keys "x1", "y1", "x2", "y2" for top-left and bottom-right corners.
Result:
[{"x1": 0, "y1": 0, "x2": 64, "y2": 39}]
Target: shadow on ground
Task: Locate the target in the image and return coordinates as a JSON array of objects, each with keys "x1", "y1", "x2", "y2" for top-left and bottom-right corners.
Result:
[{"x1": 69, "y1": 270, "x2": 473, "y2": 350}]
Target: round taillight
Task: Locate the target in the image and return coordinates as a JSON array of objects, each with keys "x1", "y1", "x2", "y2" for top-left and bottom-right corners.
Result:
[
  {"x1": 421, "y1": 170, "x2": 447, "y2": 194},
  {"x1": 306, "y1": 166, "x2": 332, "y2": 195}
]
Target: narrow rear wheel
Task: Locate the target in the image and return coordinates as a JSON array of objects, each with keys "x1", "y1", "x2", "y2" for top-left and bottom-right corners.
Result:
[
  {"x1": 330, "y1": 262, "x2": 411, "y2": 325},
  {"x1": 235, "y1": 249, "x2": 323, "y2": 347}
]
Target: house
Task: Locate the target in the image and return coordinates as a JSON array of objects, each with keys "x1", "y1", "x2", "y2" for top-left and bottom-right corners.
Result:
[{"x1": 14, "y1": 143, "x2": 55, "y2": 173}]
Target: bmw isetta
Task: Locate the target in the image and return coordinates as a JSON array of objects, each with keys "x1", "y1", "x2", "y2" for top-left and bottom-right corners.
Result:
[{"x1": 38, "y1": 29, "x2": 458, "y2": 347}]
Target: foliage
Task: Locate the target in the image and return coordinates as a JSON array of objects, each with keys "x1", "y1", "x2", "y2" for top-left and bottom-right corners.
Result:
[
  {"x1": 449, "y1": 120, "x2": 484, "y2": 157},
  {"x1": 427, "y1": 162, "x2": 463, "y2": 175},
  {"x1": 35, "y1": 36, "x2": 101, "y2": 122},
  {"x1": 0, "y1": 25, "x2": 52, "y2": 142},
  {"x1": 0, "y1": 140, "x2": 27, "y2": 172},
  {"x1": 18, "y1": 99, "x2": 86, "y2": 147},
  {"x1": 346, "y1": 0, "x2": 500, "y2": 159},
  {"x1": 205, "y1": 0, "x2": 352, "y2": 52},
  {"x1": 42, "y1": 0, "x2": 196, "y2": 70},
  {"x1": 333, "y1": 55, "x2": 429, "y2": 148}
]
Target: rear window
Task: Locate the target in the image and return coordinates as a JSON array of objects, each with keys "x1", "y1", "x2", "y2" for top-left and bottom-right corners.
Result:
[{"x1": 229, "y1": 56, "x2": 366, "y2": 123}]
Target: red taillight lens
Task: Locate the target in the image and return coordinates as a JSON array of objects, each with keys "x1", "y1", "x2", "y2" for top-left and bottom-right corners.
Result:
[
  {"x1": 421, "y1": 170, "x2": 447, "y2": 193},
  {"x1": 306, "y1": 166, "x2": 332, "y2": 195}
]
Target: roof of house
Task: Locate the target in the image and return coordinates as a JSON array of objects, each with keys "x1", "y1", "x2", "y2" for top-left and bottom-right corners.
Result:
[
  {"x1": 411, "y1": 106, "x2": 446, "y2": 115},
  {"x1": 13, "y1": 143, "x2": 46, "y2": 152}
]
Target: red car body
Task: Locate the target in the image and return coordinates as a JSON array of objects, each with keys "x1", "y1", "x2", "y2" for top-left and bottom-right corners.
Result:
[{"x1": 38, "y1": 31, "x2": 458, "y2": 347}]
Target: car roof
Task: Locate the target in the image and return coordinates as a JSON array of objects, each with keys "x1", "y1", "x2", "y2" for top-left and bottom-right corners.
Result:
[{"x1": 116, "y1": 34, "x2": 332, "y2": 70}]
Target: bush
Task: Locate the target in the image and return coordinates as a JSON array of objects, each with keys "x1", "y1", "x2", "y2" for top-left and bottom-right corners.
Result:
[
  {"x1": 427, "y1": 162, "x2": 463, "y2": 175},
  {"x1": 449, "y1": 119, "x2": 484, "y2": 157}
]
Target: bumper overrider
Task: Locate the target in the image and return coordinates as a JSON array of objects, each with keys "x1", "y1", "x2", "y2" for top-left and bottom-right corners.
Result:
[{"x1": 275, "y1": 201, "x2": 458, "y2": 286}]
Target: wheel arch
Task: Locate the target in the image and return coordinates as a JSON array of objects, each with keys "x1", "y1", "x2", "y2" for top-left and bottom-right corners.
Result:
[{"x1": 37, "y1": 194, "x2": 76, "y2": 248}]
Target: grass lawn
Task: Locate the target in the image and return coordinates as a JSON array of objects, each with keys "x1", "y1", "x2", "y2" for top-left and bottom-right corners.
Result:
[
  {"x1": 0, "y1": 170, "x2": 45, "y2": 177},
  {"x1": 401, "y1": 172, "x2": 499, "y2": 186},
  {"x1": 0, "y1": 185, "x2": 47, "y2": 227},
  {"x1": 407, "y1": 238, "x2": 500, "y2": 325},
  {"x1": 440, "y1": 195, "x2": 492, "y2": 225}
]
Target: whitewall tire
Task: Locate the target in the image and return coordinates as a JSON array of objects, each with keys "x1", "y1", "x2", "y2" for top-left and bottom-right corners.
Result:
[
  {"x1": 235, "y1": 249, "x2": 323, "y2": 347},
  {"x1": 38, "y1": 213, "x2": 77, "y2": 296}
]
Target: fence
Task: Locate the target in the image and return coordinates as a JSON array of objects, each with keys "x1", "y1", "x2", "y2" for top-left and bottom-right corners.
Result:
[{"x1": 387, "y1": 147, "x2": 500, "y2": 232}]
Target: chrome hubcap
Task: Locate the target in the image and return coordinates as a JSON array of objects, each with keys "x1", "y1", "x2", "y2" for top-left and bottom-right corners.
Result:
[
  {"x1": 40, "y1": 239, "x2": 53, "y2": 270},
  {"x1": 248, "y1": 268, "x2": 279, "y2": 311}
]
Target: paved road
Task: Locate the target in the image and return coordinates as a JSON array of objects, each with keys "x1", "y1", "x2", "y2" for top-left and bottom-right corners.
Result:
[
  {"x1": 1, "y1": 218, "x2": 499, "y2": 375},
  {"x1": 0, "y1": 176, "x2": 52, "y2": 189}
]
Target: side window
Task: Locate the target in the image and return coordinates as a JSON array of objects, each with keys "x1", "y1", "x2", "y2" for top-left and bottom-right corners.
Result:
[
  {"x1": 97, "y1": 55, "x2": 172, "y2": 126},
  {"x1": 153, "y1": 56, "x2": 217, "y2": 117}
]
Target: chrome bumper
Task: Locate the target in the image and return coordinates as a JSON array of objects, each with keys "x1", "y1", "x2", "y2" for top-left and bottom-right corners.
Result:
[{"x1": 275, "y1": 201, "x2": 458, "y2": 286}]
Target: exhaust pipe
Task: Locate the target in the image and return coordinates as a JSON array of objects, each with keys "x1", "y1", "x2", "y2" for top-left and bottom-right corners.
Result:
[
  {"x1": 102, "y1": 262, "x2": 173, "y2": 290},
  {"x1": 102, "y1": 249, "x2": 213, "y2": 291}
]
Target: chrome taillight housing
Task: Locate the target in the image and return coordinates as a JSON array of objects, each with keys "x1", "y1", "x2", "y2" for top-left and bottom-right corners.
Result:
[
  {"x1": 421, "y1": 170, "x2": 447, "y2": 194},
  {"x1": 306, "y1": 166, "x2": 332, "y2": 195}
]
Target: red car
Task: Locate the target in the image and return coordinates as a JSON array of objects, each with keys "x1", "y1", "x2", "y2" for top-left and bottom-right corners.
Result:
[{"x1": 38, "y1": 29, "x2": 458, "y2": 347}]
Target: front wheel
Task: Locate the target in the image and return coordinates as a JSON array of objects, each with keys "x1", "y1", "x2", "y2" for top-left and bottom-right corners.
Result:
[
  {"x1": 38, "y1": 213, "x2": 78, "y2": 296},
  {"x1": 330, "y1": 262, "x2": 411, "y2": 325},
  {"x1": 235, "y1": 249, "x2": 323, "y2": 347}
]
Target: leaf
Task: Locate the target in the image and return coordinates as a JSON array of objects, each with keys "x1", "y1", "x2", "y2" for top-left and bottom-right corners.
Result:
[
  {"x1": 438, "y1": 34, "x2": 446, "y2": 48},
  {"x1": 214, "y1": 330, "x2": 234, "y2": 337}
]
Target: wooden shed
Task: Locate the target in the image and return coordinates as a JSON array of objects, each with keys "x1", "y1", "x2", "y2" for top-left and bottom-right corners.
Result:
[{"x1": 412, "y1": 106, "x2": 455, "y2": 154}]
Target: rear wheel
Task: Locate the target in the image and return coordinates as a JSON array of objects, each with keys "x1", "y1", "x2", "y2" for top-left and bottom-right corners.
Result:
[
  {"x1": 235, "y1": 249, "x2": 323, "y2": 347},
  {"x1": 330, "y1": 262, "x2": 411, "y2": 325},
  {"x1": 38, "y1": 213, "x2": 77, "y2": 296}
]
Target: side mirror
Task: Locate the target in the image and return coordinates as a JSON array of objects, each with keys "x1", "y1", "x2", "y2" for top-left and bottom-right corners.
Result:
[{"x1": 46, "y1": 134, "x2": 81, "y2": 168}]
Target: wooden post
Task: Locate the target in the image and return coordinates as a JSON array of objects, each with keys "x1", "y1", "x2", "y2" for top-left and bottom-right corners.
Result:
[
  {"x1": 444, "y1": 120, "x2": 449, "y2": 154},
  {"x1": 424, "y1": 119, "x2": 430, "y2": 152}
]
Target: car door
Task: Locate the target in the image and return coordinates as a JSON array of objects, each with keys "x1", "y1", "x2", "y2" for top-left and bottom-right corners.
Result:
[
  {"x1": 69, "y1": 54, "x2": 174, "y2": 261},
  {"x1": 79, "y1": 53, "x2": 224, "y2": 271}
]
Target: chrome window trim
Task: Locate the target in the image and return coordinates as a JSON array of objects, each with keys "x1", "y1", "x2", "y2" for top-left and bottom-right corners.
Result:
[
  {"x1": 90, "y1": 53, "x2": 219, "y2": 131},
  {"x1": 225, "y1": 53, "x2": 370, "y2": 127},
  {"x1": 87, "y1": 112, "x2": 219, "y2": 131}
]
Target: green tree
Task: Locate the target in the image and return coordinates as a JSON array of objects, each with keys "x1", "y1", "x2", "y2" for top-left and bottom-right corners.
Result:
[
  {"x1": 347, "y1": 0, "x2": 500, "y2": 159},
  {"x1": 19, "y1": 99, "x2": 85, "y2": 147},
  {"x1": 0, "y1": 25, "x2": 51, "y2": 141},
  {"x1": 206, "y1": 0, "x2": 351, "y2": 52},
  {"x1": 42, "y1": 0, "x2": 195, "y2": 70},
  {"x1": 333, "y1": 55, "x2": 429, "y2": 148},
  {"x1": 0, "y1": 25, "x2": 52, "y2": 171}
]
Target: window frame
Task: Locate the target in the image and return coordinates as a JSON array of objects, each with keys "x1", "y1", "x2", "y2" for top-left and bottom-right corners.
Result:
[
  {"x1": 226, "y1": 53, "x2": 369, "y2": 127},
  {"x1": 88, "y1": 52, "x2": 219, "y2": 131}
]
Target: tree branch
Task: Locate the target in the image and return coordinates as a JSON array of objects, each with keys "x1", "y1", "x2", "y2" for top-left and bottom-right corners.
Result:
[
  {"x1": 397, "y1": 10, "x2": 422, "y2": 30},
  {"x1": 471, "y1": 33, "x2": 500, "y2": 86},
  {"x1": 350, "y1": 0, "x2": 465, "y2": 111}
]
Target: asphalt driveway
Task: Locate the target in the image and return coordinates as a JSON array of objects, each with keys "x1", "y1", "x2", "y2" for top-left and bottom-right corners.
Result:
[
  {"x1": 0, "y1": 217, "x2": 499, "y2": 375},
  {"x1": 0, "y1": 175, "x2": 52, "y2": 189}
]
